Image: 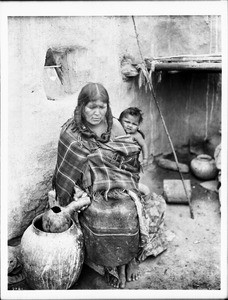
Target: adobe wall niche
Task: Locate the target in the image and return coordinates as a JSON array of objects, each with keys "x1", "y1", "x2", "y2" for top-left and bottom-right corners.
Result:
[{"x1": 43, "y1": 46, "x2": 88, "y2": 100}]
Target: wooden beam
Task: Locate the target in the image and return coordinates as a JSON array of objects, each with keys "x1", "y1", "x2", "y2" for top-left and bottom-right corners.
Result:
[
  {"x1": 153, "y1": 62, "x2": 221, "y2": 72},
  {"x1": 44, "y1": 65, "x2": 61, "y2": 68},
  {"x1": 152, "y1": 57, "x2": 221, "y2": 63},
  {"x1": 148, "y1": 53, "x2": 221, "y2": 61}
]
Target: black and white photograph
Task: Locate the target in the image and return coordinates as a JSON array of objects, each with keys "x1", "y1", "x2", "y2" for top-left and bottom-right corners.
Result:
[{"x1": 1, "y1": 1, "x2": 227, "y2": 299}]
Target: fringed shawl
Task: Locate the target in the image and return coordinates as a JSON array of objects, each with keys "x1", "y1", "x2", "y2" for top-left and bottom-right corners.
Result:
[{"x1": 52, "y1": 122, "x2": 141, "y2": 205}]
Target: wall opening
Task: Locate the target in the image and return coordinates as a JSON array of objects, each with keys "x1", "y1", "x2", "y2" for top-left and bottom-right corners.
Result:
[{"x1": 43, "y1": 47, "x2": 78, "y2": 100}]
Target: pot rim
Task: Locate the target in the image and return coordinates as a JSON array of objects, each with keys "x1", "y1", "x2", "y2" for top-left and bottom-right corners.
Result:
[
  {"x1": 32, "y1": 213, "x2": 75, "y2": 235},
  {"x1": 196, "y1": 154, "x2": 213, "y2": 160}
]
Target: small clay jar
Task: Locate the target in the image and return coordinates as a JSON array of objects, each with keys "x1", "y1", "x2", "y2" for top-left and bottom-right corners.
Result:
[
  {"x1": 190, "y1": 154, "x2": 218, "y2": 180},
  {"x1": 42, "y1": 206, "x2": 71, "y2": 233},
  {"x1": 42, "y1": 197, "x2": 91, "y2": 233}
]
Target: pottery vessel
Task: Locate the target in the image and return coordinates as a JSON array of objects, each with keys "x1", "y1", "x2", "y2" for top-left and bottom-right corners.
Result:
[
  {"x1": 79, "y1": 193, "x2": 139, "y2": 267},
  {"x1": 190, "y1": 154, "x2": 218, "y2": 180},
  {"x1": 42, "y1": 206, "x2": 72, "y2": 233},
  {"x1": 42, "y1": 196, "x2": 91, "y2": 233},
  {"x1": 21, "y1": 213, "x2": 84, "y2": 289}
]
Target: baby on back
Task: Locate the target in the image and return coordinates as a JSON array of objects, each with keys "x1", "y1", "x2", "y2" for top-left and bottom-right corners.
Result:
[
  {"x1": 118, "y1": 107, "x2": 150, "y2": 200},
  {"x1": 119, "y1": 107, "x2": 148, "y2": 167}
]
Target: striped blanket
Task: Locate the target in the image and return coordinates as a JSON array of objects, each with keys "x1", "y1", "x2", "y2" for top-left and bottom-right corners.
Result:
[{"x1": 52, "y1": 123, "x2": 141, "y2": 205}]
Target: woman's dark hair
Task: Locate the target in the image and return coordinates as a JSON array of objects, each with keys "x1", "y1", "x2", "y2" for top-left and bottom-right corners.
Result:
[
  {"x1": 118, "y1": 107, "x2": 144, "y2": 124},
  {"x1": 71, "y1": 82, "x2": 113, "y2": 143}
]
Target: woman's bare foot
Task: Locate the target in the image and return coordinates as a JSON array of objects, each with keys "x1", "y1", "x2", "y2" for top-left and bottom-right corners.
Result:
[
  {"x1": 118, "y1": 265, "x2": 126, "y2": 289},
  {"x1": 126, "y1": 258, "x2": 140, "y2": 282},
  {"x1": 106, "y1": 265, "x2": 126, "y2": 288},
  {"x1": 107, "y1": 274, "x2": 119, "y2": 288}
]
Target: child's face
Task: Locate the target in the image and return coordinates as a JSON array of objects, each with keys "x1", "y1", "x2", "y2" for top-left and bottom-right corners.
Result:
[{"x1": 121, "y1": 114, "x2": 140, "y2": 134}]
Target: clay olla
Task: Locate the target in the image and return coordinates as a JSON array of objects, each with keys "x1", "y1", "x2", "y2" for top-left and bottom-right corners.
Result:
[
  {"x1": 20, "y1": 213, "x2": 84, "y2": 289},
  {"x1": 190, "y1": 154, "x2": 218, "y2": 180}
]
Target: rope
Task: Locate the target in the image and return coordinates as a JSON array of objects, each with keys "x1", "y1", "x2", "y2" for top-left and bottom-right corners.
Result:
[{"x1": 131, "y1": 16, "x2": 194, "y2": 219}]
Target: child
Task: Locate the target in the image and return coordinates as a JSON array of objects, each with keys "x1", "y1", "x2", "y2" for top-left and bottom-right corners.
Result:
[
  {"x1": 118, "y1": 107, "x2": 150, "y2": 200},
  {"x1": 119, "y1": 107, "x2": 148, "y2": 167}
]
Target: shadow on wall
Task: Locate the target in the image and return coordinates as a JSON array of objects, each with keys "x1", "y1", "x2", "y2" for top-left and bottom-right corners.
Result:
[
  {"x1": 130, "y1": 70, "x2": 221, "y2": 157},
  {"x1": 157, "y1": 71, "x2": 221, "y2": 156}
]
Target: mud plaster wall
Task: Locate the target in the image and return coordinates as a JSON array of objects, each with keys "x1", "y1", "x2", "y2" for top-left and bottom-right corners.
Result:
[{"x1": 8, "y1": 16, "x2": 221, "y2": 240}]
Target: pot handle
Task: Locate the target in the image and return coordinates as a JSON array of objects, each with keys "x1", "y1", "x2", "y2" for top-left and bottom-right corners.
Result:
[
  {"x1": 63, "y1": 196, "x2": 91, "y2": 215},
  {"x1": 197, "y1": 154, "x2": 212, "y2": 160}
]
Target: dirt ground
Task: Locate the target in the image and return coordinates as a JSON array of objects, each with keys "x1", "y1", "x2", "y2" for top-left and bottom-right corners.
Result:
[
  {"x1": 74, "y1": 162, "x2": 221, "y2": 290},
  {"x1": 9, "y1": 158, "x2": 221, "y2": 291}
]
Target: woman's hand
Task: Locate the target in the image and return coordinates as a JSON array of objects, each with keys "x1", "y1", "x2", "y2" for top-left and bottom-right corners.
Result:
[
  {"x1": 74, "y1": 186, "x2": 85, "y2": 198},
  {"x1": 77, "y1": 196, "x2": 90, "y2": 213},
  {"x1": 73, "y1": 186, "x2": 91, "y2": 213}
]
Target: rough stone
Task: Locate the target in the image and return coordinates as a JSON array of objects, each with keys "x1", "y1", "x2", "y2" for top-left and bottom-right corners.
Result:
[
  {"x1": 163, "y1": 179, "x2": 192, "y2": 204},
  {"x1": 156, "y1": 157, "x2": 189, "y2": 173}
]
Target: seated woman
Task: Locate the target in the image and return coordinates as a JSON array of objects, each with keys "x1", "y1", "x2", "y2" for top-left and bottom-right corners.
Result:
[{"x1": 52, "y1": 82, "x2": 168, "y2": 288}]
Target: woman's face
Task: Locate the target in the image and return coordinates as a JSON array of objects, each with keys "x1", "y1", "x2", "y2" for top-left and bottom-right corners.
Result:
[{"x1": 84, "y1": 100, "x2": 108, "y2": 126}]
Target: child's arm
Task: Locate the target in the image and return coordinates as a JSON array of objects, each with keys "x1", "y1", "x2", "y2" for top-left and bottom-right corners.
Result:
[
  {"x1": 133, "y1": 132, "x2": 149, "y2": 167},
  {"x1": 141, "y1": 142, "x2": 149, "y2": 167},
  {"x1": 138, "y1": 182, "x2": 151, "y2": 201}
]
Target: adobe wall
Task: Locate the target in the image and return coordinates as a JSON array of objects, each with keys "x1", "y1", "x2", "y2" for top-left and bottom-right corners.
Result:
[{"x1": 8, "y1": 16, "x2": 221, "y2": 240}]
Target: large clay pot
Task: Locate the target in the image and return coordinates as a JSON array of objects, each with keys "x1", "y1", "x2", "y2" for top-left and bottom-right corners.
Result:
[
  {"x1": 21, "y1": 213, "x2": 84, "y2": 289},
  {"x1": 190, "y1": 154, "x2": 218, "y2": 180}
]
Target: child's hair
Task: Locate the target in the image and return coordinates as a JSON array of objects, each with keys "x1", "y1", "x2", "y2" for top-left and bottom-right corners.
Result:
[{"x1": 118, "y1": 107, "x2": 143, "y2": 124}]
